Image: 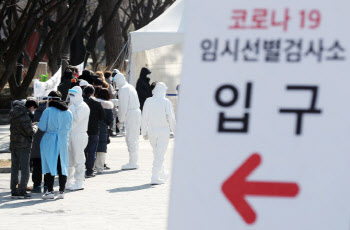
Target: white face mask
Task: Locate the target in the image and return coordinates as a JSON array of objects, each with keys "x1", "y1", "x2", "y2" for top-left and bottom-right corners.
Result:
[{"x1": 31, "y1": 110, "x2": 35, "y2": 115}]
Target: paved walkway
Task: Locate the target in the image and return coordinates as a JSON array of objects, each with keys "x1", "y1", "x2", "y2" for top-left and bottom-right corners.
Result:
[
  {"x1": 0, "y1": 135, "x2": 174, "y2": 230},
  {"x1": 0, "y1": 125, "x2": 10, "y2": 154}
]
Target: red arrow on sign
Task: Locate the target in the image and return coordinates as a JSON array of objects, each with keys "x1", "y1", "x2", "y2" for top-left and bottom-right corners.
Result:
[{"x1": 222, "y1": 153, "x2": 299, "y2": 225}]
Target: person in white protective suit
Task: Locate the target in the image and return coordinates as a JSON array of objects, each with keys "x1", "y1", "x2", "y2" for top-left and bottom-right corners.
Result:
[
  {"x1": 66, "y1": 86, "x2": 90, "y2": 190},
  {"x1": 141, "y1": 82, "x2": 176, "y2": 185},
  {"x1": 114, "y1": 73, "x2": 141, "y2": 170}
]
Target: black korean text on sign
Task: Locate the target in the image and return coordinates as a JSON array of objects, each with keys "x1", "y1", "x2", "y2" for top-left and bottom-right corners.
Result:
[
  {"x1": 215, "y1": 83, "x2": 252, "y2": 133},
  {"x1": 326, "y1": 40, "x2": 346, "y2": 61},
  {"x1": 201, "y1": 38, "x2": 219, "y2": 61},
  {"x1": 279, "y1": 85, "x2": 322, "y2": 135},
  {"x1": 201, "y1": 38, "x2": 346, "y2": 63}
]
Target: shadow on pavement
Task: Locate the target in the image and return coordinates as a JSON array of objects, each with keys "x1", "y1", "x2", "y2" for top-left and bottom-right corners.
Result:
[
  {"x1": 100, "y1": 170, "x2": 123, "y2": 175},
  {"x1": 0, "y1": 198, "x2": 57, "y2": 209},
  {"x1": 0, "y1": 191, "x2": 11, "y2": 203},
  {"x1": 107, "y1": 184, "x2": 152, "y2": 193}
]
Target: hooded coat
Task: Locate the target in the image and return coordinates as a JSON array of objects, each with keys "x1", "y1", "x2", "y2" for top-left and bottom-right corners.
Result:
[
  {"x1": 38, "y1": 100, "x2": 72, "y2": 176},
  {"x1": 95, "y1": 98, "x2": 114, "y2": 153},
  {"x1": 58, "y1": 71, "x2": 74, "y2": 101},
  {"x1": 9, "y1": 101, "x2": 36, "y2": 151},
  {"x1": 136, "y1": 67, "x2": 153, "y2": 110},
  {"x1": 83, "y1": 95, "x2": 105, "y2": 136}
]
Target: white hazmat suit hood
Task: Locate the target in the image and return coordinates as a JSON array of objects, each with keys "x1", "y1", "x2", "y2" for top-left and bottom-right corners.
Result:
[
  {"x1": 113, "y1": 69, "x2": 121, "y2": 75},
  {"x1": 115, "y1": 73, "x2": 127, "y2": 89},
  {"x1": 69, "y1": 86, "x2": 83, "y2": 105},
  {"x1": 67, "y1": 86, "x2": 90, "y2": 190},
  {"x1": 116, "y1": 73, "x2": 142, "y2": 170},
  {"x1": 153, "y1": 82, "x2": 167, "y2": 98},
  {"x1": 141, "y1": 82, "x2": 176, "y2": 184}
]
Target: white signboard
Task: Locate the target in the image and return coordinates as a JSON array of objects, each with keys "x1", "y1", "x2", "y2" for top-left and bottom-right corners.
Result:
[{"x1": 169, "y1": 0, "x2": 350, "y2": 229}]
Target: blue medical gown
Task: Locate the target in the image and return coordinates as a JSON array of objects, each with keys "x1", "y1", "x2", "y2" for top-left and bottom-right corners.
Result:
[{"x1": 38, "y1": 107, "x2": 73, "y2": 176}]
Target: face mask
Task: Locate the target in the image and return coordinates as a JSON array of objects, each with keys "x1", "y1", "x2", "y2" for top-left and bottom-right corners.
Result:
[{"x1": 31, "y1": 111, "x2": 35, "y2": 115}]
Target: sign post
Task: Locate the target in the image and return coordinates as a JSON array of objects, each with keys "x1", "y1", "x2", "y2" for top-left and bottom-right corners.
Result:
[{"x1": 168, "y1": 0, "x2": 350, "y2": 229}]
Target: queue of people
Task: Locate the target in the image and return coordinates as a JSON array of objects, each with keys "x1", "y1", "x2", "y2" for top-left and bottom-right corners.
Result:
[{"x1": 9, "y1": 66, "x2": 176, "y2": 200}]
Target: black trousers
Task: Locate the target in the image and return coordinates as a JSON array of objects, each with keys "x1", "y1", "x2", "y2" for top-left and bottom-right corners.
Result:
[
  {"x1": 10, "y1": 149, "x2": 30, "y2": 193},
  {"x1": 45, "y1": 156, "x2": 67, "y2": 192},
  {"x1": 31, "y1": 158, "x2": 48, "y2": 188}
]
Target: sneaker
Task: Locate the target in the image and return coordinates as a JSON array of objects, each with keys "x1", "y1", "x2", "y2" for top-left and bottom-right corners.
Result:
[
  {"x1": 31, "y1": 186, "x2": 42, "y2": 193},
  {"x1": 56, "y1": 191, "x2": 64, "y2": 199},
  {"x1": 104, "y1": 164, "x2": 110, "y2": 170},
  {"x1": 108, "y1": 130, "x2": 117, "y2": 137},
  {"x1": 85, "y1": 173, "x2": 96, "y2": 178},
  {"x1": 17, "y1": 191, "x2": 31, "y2": 199},
  {"x1": 42, "y1": 191, "x2": 55, "y2": 200},
  {"x1": 11, "y1": 192, "x2": 19, "y2": 199},
  {"x1": 151, "y1": 179, "x2": 166, "y2": 185},
  {"x1": 67, "y1": 183, "x2": 84, "y2": 191},
  {"x1": 122, "y1": 163, "x2": 139, "y2": 170}
]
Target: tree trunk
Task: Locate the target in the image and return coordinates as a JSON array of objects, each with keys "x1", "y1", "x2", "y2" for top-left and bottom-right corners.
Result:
[
  {"x1": 70, "y1": 29, "x2": 86, "y2": 66},
  {"x1": 15, "y1": 54, "x2": 23, "y2": 85},
  {"x1": 100, "y1": 0, "x2": 124, "y2": 69}
]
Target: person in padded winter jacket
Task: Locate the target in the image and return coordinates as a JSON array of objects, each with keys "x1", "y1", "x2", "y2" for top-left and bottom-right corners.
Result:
[
  {"x1": 10, "y1": 98, "x2": 38, "y2": 199},
  {"x1": 83, "y1": 85, "x2": 105, "y2": 178},
  {"x1": 94, "y1": 88, "x2": 114, "y2": 174}
]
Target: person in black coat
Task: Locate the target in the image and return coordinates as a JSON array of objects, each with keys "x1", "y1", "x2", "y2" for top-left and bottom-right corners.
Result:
[
  {"x1": 79, "y1": 70, "x2": 98, "y2": 85},
  {"x1": 58, "y1": 69, "x2": 75, "y2": 101},
  {"x1": 94, "y1": 88, "x2": 114, "y2": 174},
  {"x1": 83, "y1": 86, "x2": 105, "y2": 177},
  {"x1": 136, "y1": 67, "x2": 156, "y2": 110}
]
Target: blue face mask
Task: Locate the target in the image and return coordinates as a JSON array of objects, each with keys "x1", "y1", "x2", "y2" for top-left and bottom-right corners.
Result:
[{"x1": 112, "y1": 77, "x2": 116, "y2": 81}]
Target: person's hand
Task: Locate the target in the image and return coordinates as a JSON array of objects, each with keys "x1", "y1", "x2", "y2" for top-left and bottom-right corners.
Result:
[
  {"x1": 143, "y1": 135, "x2": 148, "y2": 140},
  {"x1": 33, "y1": 125, "x2": 38, "y2": 133},
  {"x1": 32, "y1": 122, "x2": 38, "y2": 126}
]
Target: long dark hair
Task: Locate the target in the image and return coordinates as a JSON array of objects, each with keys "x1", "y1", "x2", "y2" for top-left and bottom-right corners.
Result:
[{"x1": 96, "y1": 88, "x2": 111, "y2": 101}]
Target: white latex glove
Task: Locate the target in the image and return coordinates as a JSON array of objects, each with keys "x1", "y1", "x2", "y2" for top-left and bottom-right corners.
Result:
[
  {"x1": 33, "y1": 125, "x2": 38, "y2": 134},
  {"x1": 143, "y1": 135, "x2": 148, "y2": 140}
]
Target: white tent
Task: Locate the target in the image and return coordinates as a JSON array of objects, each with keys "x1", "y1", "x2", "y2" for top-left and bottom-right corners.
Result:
[{"x1": 128, "y1": 0, "x2": 184, "y2": 101}]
